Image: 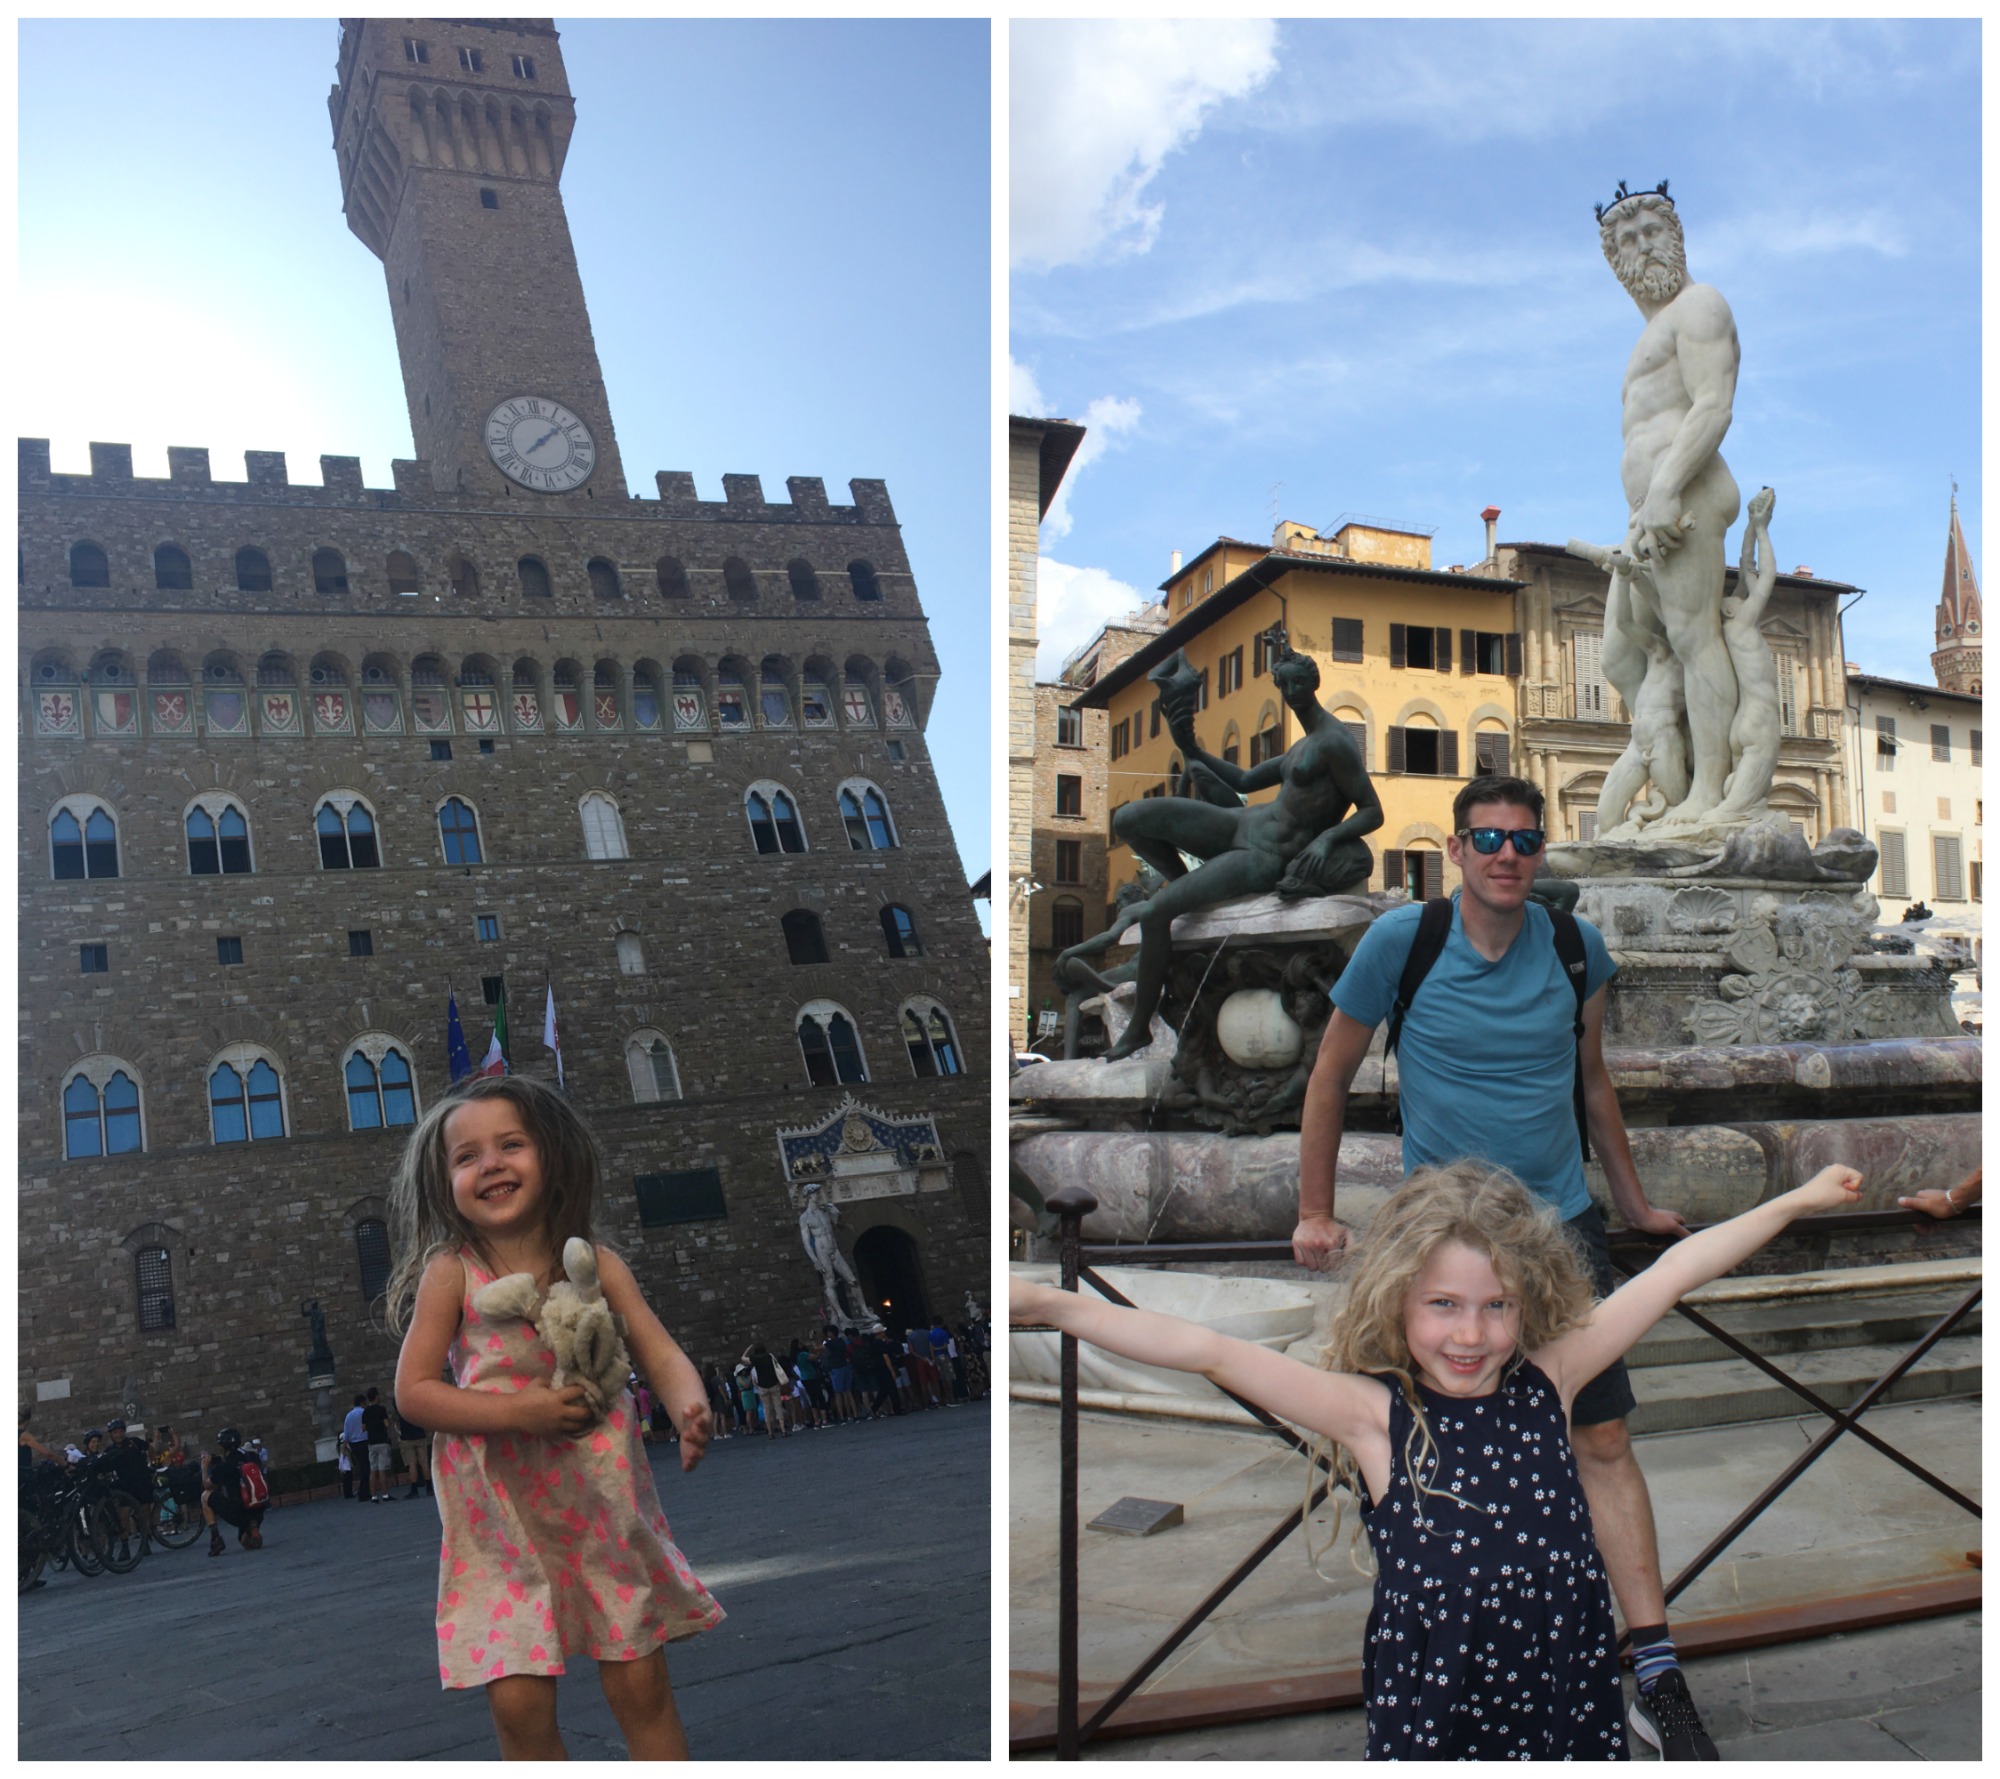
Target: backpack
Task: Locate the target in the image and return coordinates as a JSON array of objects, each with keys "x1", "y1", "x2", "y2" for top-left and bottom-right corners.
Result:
[
  {"x1": 1383, "y1": 895, "x2": 1593, "y2": 1161},
  {"x1": 236, "y1": 1452, "x2": 270, "y2": 1509}
]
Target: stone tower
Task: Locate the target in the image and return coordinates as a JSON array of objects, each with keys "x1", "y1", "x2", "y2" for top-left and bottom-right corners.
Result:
[
  {"x1": 1931, "y1": 487, "x2": 1982, "y2": 695},
  {"x1": 330, "y1": 19, "x2": 625, "y2": 497}
]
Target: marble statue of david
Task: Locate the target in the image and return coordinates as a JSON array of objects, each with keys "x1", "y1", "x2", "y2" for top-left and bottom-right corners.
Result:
[{"x1": 1601, "y1": 182, "x2": 1743, "y2": 832}]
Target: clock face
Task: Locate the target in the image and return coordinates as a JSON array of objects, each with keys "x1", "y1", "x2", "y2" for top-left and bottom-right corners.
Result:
[{"x1": 484, "y1": 397, "x2": 596, "y2": 491}]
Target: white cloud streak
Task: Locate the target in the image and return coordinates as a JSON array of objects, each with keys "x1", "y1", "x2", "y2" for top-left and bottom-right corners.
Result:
[{"x1": 1011, "y1": 19, "x2": 1278, "y2": 272}]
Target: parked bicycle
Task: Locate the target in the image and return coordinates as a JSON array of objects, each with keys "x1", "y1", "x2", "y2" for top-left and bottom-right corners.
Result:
[
  {"x1": 148, "y1": 1460, "x2": 207, "y2": 1552},
  {"x1": 19, "y1": 1455, "x2": 147, "y2": 1590}
]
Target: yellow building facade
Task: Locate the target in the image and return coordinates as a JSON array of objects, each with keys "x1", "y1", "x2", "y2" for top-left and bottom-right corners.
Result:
[{"x1": 1078, "y1": 521, "x2": 1522, "y2": 904}]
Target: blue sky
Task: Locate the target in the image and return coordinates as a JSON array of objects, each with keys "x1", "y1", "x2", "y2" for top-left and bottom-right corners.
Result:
[
  {"x1": 1012, "y1": 19, "x2": 1980, "y2": 691},
  {"x1": 18, "y1": 18, "x2": 991, "y2": 888}
]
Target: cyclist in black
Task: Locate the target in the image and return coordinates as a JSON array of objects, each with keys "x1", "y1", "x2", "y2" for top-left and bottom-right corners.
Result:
[
  {"x1": 103, "y1": 1417, "x2": 157, "y2": 1541},
  {"x1": 201, "y1": 1426, "x2": 268, "y2": 1557}
]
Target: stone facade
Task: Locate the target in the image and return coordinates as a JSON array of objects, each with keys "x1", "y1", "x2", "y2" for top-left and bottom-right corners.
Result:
[{"x1": 18, "y1": 18, "x2": 987, "y2": 1459}]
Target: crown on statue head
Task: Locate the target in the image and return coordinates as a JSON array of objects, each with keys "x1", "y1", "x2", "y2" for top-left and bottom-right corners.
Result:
[{"x1": 1594, "y1": 178, "x2": 1672, "y2": 223}]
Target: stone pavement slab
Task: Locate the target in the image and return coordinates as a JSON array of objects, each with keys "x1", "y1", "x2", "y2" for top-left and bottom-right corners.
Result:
[{"x1": 20, "y1": 1402, "x2": 988, "y2": 1759}]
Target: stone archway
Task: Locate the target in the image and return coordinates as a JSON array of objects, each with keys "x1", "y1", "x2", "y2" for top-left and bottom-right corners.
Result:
[{"x1": 853, "y1": 1224, "x2": 930, "y2": 1334}]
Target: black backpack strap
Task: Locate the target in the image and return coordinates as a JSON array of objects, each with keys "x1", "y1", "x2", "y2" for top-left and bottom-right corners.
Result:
[
  {"x1": 1384, "y1": 897, "x2": 1454, "y2": 1134},
  {"x1": 1548, "y1": 907, "x2": 1591, "y2": 1161}
]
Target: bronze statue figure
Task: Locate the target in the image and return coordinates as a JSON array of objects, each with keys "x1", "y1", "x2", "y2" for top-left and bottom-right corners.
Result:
[{"x1": 1055, "y1": 631, "x2": 1383, "y2": 1060}]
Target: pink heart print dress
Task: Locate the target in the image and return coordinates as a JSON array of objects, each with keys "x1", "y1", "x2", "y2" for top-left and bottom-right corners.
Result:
[{"x1": 432, "y1": 1247, "x2": 725, "y2": 1687}]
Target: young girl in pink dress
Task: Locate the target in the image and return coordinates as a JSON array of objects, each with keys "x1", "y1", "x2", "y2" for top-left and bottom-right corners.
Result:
[{"x1": 389, "y1": 1076, "x2": 724, "y2": 1759}]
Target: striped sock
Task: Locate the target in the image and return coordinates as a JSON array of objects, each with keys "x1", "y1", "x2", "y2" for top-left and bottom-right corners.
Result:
[{"x1": 1629, "y1": 1622, "x2": 1679, "y2": 1692}]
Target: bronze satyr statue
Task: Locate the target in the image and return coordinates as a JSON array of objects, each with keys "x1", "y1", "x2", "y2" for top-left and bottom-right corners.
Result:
[{"x1": 1056, "y1": 633, "x2": 1382, "y2": 1060}]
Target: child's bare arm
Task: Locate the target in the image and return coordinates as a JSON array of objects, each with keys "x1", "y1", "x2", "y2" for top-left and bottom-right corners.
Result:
[
  {"x1": 395, "y1": 1253, "x2": 593, "y2": 1439},
  {"x1": 597, "y1": 1248, "x2": 711, "y2": 1471},
  {"x1": 1534, "y1": 1166, "x2": 1862, "y2": 1402},
  {"x1": 1012, "y1": 1278, "x2": 1388, "y2": 1448}
]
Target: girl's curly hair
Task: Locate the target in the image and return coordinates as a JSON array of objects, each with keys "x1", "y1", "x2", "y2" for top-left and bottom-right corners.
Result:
[{"x1": 1304, "y1": 1160, "x2": 1597, "y2": 1577}]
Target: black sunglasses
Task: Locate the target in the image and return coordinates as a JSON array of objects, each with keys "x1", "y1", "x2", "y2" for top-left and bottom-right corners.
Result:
[{"x1": 1458, "y1": 827, "x2": 1545, "y2": 856}]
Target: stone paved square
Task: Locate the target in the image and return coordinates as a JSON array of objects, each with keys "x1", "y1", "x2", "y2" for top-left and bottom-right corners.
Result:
[{"x1": 20, "y1": 1402, "x2": 988, "y2": 1760}]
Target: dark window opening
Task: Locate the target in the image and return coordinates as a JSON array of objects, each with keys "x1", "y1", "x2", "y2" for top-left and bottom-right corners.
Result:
[
  {"x1": 355, "y1": 1220, "x2": 392, "y2": 1299},
  {"x1": 1404, "y1": 627, "x2": 1435, "y2": 670},
  {"x1": 69, "y1": 542, "x2": 110, "y2": 589},
  {"x1": 404, "y1": 37, "x2": 429, "y2": 63},
  {"x1": 154, "y1": 544, "x2": 194, "y2": 590},
  {"x1": 881, "y1": 904, "x2": 922, "y2": 957},
  {"x1": 458, "y1": 45, "x2": 483, "y2": 72},
  {"x1": 788, "y1": 559, "x2": 820, "y2": 600},
  {"x1": 634, "y1": 1167, "x2": 726, "y2": 1228},
  {"x1": 1055, "y1": 774, "x2": 1082, "y2": 817},
  {"x1": 1055, "y1": 839, "x2": 1081, "y2": 884},
  {"x1": 312, "y1": 548, "x2": 349, "y2": 595},
  {"x1": 137, "y1": 1247, "x2": 175, "y2": 1331},
  {"x1": 517, "y1": 556, "x2": 552, "y2": 598},
  {"x1": 512, "y1": 53, "x2": 536, "y2": 78},
  {"x1": 848, "y1": 560, "x2": 881, "y2": 601},
  {"x1": 216, "y1": 935, "x2": 243, "y2": 965},
  {"x1": 656, "y1": 556, "x2": 690, "y2": 599},
  {"x1": 348, "y1": 930, "x2": 373, "y2": 957},
  {"x1": 80, "y1": 944, "x2": 108, "y2": 974},
  {"x1": 782, "y1": 909, "x2": 829, "y2": 966},
  {"x1": 1057, "y1": 706, "x2": 1082, "y2": 746},
  {"x1": 481, "y1": 974, "x2": 505, "y2": 1006},
  {"x1": 431, "y1": 740, "x2": 453, "y2": 762},
  {"x1": 723, "y1": 557, "x2": 757, "y2": 602},
  {"x1": 234, "y1": 547, "x2": 273, "y2": 593},
  {"x1": 386, "y1": 551, "x2": 421, "y2": 594},
  {"x1": 1051, "y1": 897, "x2": 1084, "y2": 950},
  {"x1": 588, "y1": 558, "x2": 622, "y2": 601},
  {"x1": 479, "y1": 188, "x2": 499, "y2": 211}
]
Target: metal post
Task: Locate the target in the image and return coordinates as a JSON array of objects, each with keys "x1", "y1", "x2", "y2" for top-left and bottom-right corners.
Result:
[{"x1": 1047, "y1": 1185, "x2": 1098, "y2": 1761}]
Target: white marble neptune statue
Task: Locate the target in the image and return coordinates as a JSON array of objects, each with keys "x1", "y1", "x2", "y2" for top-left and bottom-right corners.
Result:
[{"x1": 1567, "y1": 180, "x2": 1783, "y2": 839}]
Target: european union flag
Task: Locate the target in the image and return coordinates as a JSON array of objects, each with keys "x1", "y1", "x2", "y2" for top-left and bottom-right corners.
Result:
[{"x1": 446, "y1": 991, "x2": 474, "y2": 1083}]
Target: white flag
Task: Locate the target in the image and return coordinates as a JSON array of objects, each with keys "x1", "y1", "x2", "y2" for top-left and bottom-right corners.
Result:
[{"x1": 544, "y1": 984, "x2": 564, "y2": 1087}]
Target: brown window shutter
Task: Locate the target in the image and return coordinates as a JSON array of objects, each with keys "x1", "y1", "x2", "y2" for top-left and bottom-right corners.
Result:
[
  {"x1": 1340, "y1": 719, "x2": 1367, "y2": 766},
  {"x1": 1390, "y1": 623, "x2": 1407, "y2": 669},
  {"x1": 1440, "y1": 729, "x2": 1460, "y2": 775},
  {"x1": 1461, "y1": 629, "x2": 1476, "y2": 674},
  {"x1": 1506, "y1": 632, "x2": 1523, "y2": 677},
  {"x1": 1387, "y1": 725, "x2": 1407, "y2": 772},
  {"x1": 1477, "y1": 732, "x2": 1509, "y2": 776},
  {"x1": 1423, "y1": 851, "x2": 1443, "y2": 901},
  {"x1": 1435, "y1": 627, "x2": 1452, "y2": 672},
  {"x1": 1383, "y1": 848, "x2": 1404, "y2": 894}
]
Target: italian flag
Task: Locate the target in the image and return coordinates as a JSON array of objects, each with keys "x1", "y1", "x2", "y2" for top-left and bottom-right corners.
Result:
[{"x1": 479, "y1": 982, "x2": 510, "y2": 1077}]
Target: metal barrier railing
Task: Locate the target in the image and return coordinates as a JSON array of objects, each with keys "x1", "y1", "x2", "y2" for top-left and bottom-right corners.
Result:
[{"x1": 1030, "y1": 1185, "x2": 1981, "y2": 1758}]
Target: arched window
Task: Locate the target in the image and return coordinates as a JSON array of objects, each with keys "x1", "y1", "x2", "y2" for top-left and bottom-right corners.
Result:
[
  {"x1": 63, "y1": 1064, "x2": 143, "y2": 1158},
  {"x1": 580, "y1": 792, "x2": 628, "y2": 860},
  {"x1": 386, "y1": 550, "x2": 422, "y2": 594},
  {"x1": 210, "y1": 1055, "x2": 286, "y2": 1143},
  {"x1": 723, "y1": 556, "x2": 757, "y2": 602},
  {"x1": 355, "y1": 1219, "x2": 392, "y2": 1300},
  {"x1": 136, "y1": 1245, "x2": 175, "y2": 1331},
  {"x1": 235, "y1": 547, "x2": 273, "y2": 592},
  {"x1": 796, "y1": 1005, "x2": 868, "y2": 1086},
  {"x1": 625, "y1": 1033, "x2": 682, "y2": 1104},
  {"x1": 631, "y1": 664, "x2": 661, "y2": 730},
  {"x1": 839, "y1": 783, "x2": 898, "y2": 850},
  {"x1": 312, "y1": 548, "x2": 349, "y2": 594},
  {"x1": 51, "y1": 801, "x2": 120, "y2": 880},
  {"x1": 438, "y1": 798, "x2": 483, "y2": 865},
  {"x1": 881, "y1": 904, "x2": 922, "y2": 957},
  {"x1": 787, "y1": 558, "x2": 819, "y2": 600},
  {"x1": 186, "y1": 800, "x2": 252, "y2": 875},
  {"x1": 616, "y1": 932, "x2": 646, "y2": 976},
  {"x1": 716, "y1": 669, "x2": 750, "y2": 728},
  {"x1": 903, "y1": 1001, "x2": 963, "y2": 1078},
  {"x1": 587, "y1": 557, "x2": 622, "y2": 601},
  {"x1": 345, "y1": 1045, "x2": 417, "y2": 1129},
  {"x1": 745, "y1": 785, "x2": 807, "y2": 855},
  {"x1": 69, "y1": 542, "x2": 110, "y2": 589},
  {"x1": 153, "y1": 544, "x2": 193, "y2": 591},
  {"x1": 517, "y1": 555, "x2": 552, "y2": 598},
  {"x1": 782, "y1": 910, "x2": 829, "y2": 965},
  {"x1": 448, "y1": 553, "x2": 481, "y2": 598},
  {"x1": 848, "y1": 559, "x2": 881, "y2": 601},
  {"x1": 656, "y1": 556, "x2": 690, "y2": 599}
]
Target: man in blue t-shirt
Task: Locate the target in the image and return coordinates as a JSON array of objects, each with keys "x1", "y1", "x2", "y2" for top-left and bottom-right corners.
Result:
[{"x1": 1293, "y1": 774, "x2": 1716, "y2": 1759}]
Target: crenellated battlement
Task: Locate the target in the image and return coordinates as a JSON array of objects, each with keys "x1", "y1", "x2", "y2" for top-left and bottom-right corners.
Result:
[{"x1": 19, "y1": 439, "x2": 898, "y2": 527}]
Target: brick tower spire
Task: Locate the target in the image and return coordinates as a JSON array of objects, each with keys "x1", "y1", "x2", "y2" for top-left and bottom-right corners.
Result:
[
  {"x1": 1931, "y1": 485, "x2": 1982, "y2": 695},
  {"x1": 329, "y1": 19, "x2": 625, "y2": 497}
]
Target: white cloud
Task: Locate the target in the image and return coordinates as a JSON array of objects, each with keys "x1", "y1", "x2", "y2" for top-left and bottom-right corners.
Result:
[
  {"x1": 1035, "y1": 558, "x2": 1156, "y2": 678},
  {"x1": 1040, "y1": 392, "x2": 1143, "y2": 542},
  {"x1": 1011, "y1": 19, "x2": 1278, "y2": 272},
  {"x1": 1010, "y1": 357, "x2": 1049, "y2": 415}
]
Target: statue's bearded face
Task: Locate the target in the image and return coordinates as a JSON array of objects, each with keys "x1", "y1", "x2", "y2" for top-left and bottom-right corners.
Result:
[{"x1": 1602, "y1": 197, "x2": 1686, "y2": 304}]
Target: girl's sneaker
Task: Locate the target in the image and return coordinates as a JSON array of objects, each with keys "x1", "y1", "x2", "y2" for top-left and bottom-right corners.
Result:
[{"x1": 1628, "y1": 1669, "x2": 1718, "y2": 1759}]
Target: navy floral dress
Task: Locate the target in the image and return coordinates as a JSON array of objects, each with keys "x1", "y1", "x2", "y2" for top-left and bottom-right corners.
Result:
[{"x1": 1354, "y1": 1359, "x2": 1625, "y2": 1760}]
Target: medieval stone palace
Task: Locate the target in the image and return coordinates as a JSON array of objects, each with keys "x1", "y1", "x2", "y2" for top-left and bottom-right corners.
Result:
[{"x1": 18, "y1": 18, "x2": 987, "y2": 1456}]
